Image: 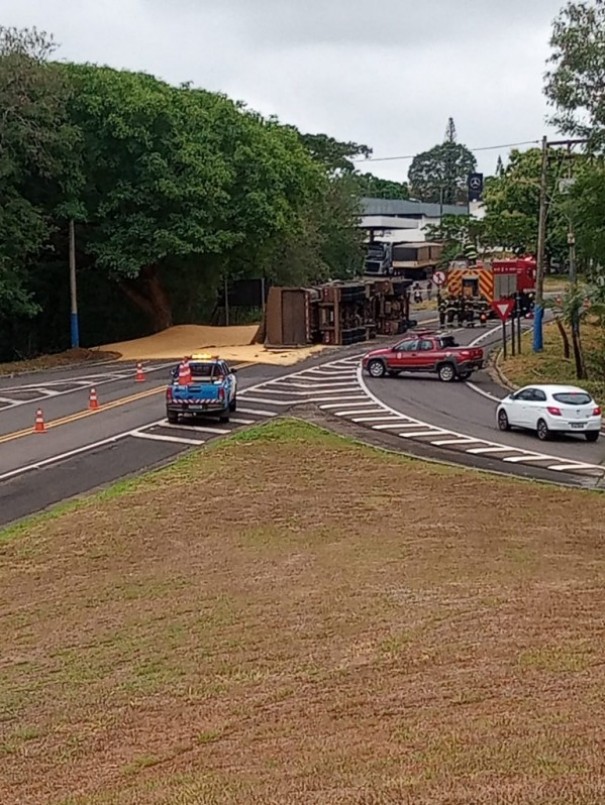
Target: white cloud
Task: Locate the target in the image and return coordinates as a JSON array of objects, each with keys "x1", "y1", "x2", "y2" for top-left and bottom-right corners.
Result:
[{"x1": 4, "y1": 0, "x2": 565, "y2": 179}]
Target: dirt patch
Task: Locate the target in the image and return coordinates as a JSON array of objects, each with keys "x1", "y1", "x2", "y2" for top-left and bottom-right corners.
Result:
[
  {"x1": 1, "y1": 420, "x2": 605, "y2": 804},
  {"x1": 0, "y1": 348, "x2": 120, "y2": 377},
  {"x1": 501, "y1": 318, "x2": 605, "y2": 405},
  {"x1": 100, "y1": 324, "x2": 325, "y2": 365}
]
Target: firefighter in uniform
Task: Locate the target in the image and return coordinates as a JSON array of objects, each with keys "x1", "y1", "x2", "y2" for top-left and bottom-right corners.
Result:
[
  {"x1": 452, "y1": 296, "x2": 461, "y2": 328},
  {"x1": 438, "y1": 296, "x2": 446, "y2": 327}
]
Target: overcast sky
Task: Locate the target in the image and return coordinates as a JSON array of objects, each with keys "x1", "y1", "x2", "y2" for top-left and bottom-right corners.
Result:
[{"x1": 6, "y1": 0, "x2": 565, "y2": 181}]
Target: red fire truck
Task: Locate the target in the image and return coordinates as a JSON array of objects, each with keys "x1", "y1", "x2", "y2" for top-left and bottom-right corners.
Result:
[{"x1": 446, "y1": 256, "x2": 536, "y2": 303}]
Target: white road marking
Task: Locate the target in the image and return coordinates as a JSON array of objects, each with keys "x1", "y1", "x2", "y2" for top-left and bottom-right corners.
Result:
[
  {"x1": 465, "y1": 381, "x2": 503, "y2": 403},
  {"x1": 312, "y1": 395, "x2": 369, "y2": 404},
  {"x1": 548, "y1": 463, "x2": 601, "y2": 472},
  {"x1": 161, "y1": 422, "x2": 231, "y2": 435},
  {"x1": 503, "y1": 454, "x2": 555, "y2": 463},
  {"x1": 235, "y1": 396, "x2": 295, "y2": 406},
  {"x1": 237, "y1": 407, "x2": 278, "y2": 417},
  {"x1": 228, "y1": 417, "x2": 255, "y2": 425},
  {"x1": 399, "y1": 430, "x2": 447, "y2": 438},
  {"x1": 352, "y1": 415, "x2": 403, "y2": 423},
  {"x1": 133, "y1": 432, "x2": 203, "y2": 446},
  {"x1": 467, "y1": 446, "x2": 521, "y2": 454},
  {"x1": 334, "y1": 408, "x2": 385, "y2": 417},
  {"x1": 0, "y1": 419, "x2": 167, "y2": 482},
  {"x1": 431, "y1": 437, "x2": 483, "y2": 446}
]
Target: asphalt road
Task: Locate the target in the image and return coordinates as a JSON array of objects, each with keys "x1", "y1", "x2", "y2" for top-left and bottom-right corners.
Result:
[
  {"x1": 2, "y1": 307, "x2": 602, "y2": 527},
  {"x1": 362, "y1": 321, "x2": 605, "y2": 471},
  {"x1": 0, "y1": 350, "x2": 370, "y2": 525}
]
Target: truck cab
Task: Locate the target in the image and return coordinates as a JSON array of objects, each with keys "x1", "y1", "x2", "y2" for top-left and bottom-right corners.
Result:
[{"x1": 166, "y1": 355, "x2": 237, "y2": 424}]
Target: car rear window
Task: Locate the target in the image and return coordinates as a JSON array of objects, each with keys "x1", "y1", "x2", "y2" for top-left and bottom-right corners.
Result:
[
  {"x1": 438, "y1": 336, "x2": 457, "y2": 348},
  {"x1": 552, "y1": 392, "x2": 592, "y2": 405}
]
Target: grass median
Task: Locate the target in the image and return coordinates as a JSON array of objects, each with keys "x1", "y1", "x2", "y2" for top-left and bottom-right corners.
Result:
[
  {"x1": 1, "y1": 420, "x2": 605, "y2": 804},
  {"x1": 500, "y1": 318, "x2": 605, "y2": 406}
]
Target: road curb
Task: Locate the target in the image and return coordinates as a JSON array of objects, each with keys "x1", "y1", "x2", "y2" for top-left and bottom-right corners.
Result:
[
  {"x1": 0, "y1": 354, "x2": 123, "y2": 380},
  {"x1": 489, "y1": 348, "x2": 518, "y2": 392}
]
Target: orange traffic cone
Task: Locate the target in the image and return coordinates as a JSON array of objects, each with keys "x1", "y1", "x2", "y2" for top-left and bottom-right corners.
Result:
[
  {"x1": 135, "y1": 362, "x2": 145, "y2": 382},
  {"x1": 34, "y1": 408, "x2": 46, "y2": 433},
  {"x1": 89, "y1": 387, "x2": 100, "y2": 410},
  {"x1": 178, "y1": 359, "x2": 192, "y2": 386}
]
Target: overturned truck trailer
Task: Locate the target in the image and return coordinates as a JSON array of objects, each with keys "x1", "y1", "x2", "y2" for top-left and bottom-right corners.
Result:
[{"x1": 262, "y1": 279, "x2": 413, "y2": 348}]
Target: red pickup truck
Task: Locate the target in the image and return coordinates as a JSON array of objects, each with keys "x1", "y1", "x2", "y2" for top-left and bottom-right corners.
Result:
[{"x1": 362, "y1": 333, "x2": 484, "y2": 382}]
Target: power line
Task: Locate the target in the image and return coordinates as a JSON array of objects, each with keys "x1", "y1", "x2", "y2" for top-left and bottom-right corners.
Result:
[{"x1": 352, "y1": 139, "x2": 541, "y2": 164}]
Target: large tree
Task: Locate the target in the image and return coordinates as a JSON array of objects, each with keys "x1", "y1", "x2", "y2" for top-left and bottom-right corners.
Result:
[
  {"x1": 408, "y1": 117, "x2": 476, "y2": 204},
  {"x1": 352, "y1": 172, "x2": 409, "y2": 199},
  {"x1": 482, "y1": 148, "x2": 569, "y2": 264},
  {"x1": 66, "y1": 65, "x2": 327, "y2": 331},
  {"x1": 0, "y1": 27, "x2": 78, "y2": 318},
  {"x1": 545, "y1": 0, "x2": 605, "y2": 149},
  {"x1": 297, "y1": 132, "x2": 372, "y2": 174}
]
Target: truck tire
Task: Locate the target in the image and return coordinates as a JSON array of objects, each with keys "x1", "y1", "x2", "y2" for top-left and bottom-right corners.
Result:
[
  {"x1": 167, "y1": 411, "x2": 179, "y2": 424},
  {"x1": 229, "y1": 396, "x2": 237, "y2": 413},
  {"x1": 368, "y1": 359, "x2": 386, "y2": 378},
  {"x1": 438, "y1": 363, "x2": 456, "y2": 382},
  {"x1": 219, "y1": 414, "x2": 230, "y2": 424}
]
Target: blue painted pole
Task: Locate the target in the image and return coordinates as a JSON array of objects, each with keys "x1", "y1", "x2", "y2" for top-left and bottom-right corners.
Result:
[
  {"x1": 69, "y1": 219, "x2": 80, "y2": 349},
  {"x1": 70, "y1": 312, "x2": 80, "y2": 350},
  {"x1": 532, "y1": 304, "x2": 544, "y2": 352}
]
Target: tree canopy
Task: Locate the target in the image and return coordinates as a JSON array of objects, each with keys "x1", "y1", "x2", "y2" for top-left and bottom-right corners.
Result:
[
  {"x1": 545, "y1": 0, "x2": 605, "y2": 149},
  {"x1": 0, "y1": 27, "x2": 79, "y2": 318},
  {"x1": 407, "y1": 118, "x2": 476, "y2": 204}
]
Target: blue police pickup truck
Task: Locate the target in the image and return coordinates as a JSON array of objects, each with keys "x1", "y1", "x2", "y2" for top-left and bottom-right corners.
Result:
[{"x1": 165, "y1": 355, "x2": 237, "y2": 425}]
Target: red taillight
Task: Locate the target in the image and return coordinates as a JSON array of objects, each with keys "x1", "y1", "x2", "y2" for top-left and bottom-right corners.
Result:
[
  {"x1": 594, "y1": 407, "x2": 601, "y2": 416},
  {"x1": 547, "y1": 406, "x2": 561, "y2": 416},
  {"x1": 166, "y1": 387, "x2": 173, "y2": 402},
  {"x1": 218, "y1": 387, "x2": 225, "y2": 401}
]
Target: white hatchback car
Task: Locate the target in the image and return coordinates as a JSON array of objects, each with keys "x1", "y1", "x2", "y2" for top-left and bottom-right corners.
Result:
[{"x1": 496, "y1": 384, "x2": 602, "y2": 442}]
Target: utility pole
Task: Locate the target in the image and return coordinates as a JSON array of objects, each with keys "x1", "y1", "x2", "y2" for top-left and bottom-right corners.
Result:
[
  {"x1": 533, "y1": 135, "x2": 548, "y2": 352},
  {"x1": 224, "y1": 273, "x2": 230, "y2": 326},
  {"x1": 69, "y1": 219, "x2": 80, "y2": 349}
]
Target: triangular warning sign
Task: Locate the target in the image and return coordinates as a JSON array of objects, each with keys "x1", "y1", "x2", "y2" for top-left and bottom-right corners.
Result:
[{"x1": 490, "y1": 298, "x2": 515, "y2": 321}]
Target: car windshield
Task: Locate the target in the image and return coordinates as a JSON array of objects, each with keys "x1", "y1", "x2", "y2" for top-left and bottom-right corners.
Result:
[{"x1": 552, "y1": 392, "x2": 592, "y2": 406}]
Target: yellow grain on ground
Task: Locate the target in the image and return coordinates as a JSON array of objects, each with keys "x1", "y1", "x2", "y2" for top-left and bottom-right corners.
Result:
[{"x1": 100, "y1": 324, "x2": 325, "y2": 365}]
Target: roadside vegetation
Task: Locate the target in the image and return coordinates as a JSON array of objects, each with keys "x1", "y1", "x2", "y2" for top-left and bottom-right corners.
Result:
[
  {"x1": 501, "y1": 318, "x2": 605, "y2": 406},
  {"x1": 1, "y1": 420, "x2": 605, "y2": 804}
]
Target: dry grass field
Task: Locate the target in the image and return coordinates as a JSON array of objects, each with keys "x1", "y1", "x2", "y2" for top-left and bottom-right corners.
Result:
[{"x1": 1, "y1": 421, "x2": 605, "y2": 804}]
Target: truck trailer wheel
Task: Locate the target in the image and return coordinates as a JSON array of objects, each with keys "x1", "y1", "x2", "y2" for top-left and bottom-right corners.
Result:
[{"x1": 438, "y1": 363, "x2": 456, "y2": 382}]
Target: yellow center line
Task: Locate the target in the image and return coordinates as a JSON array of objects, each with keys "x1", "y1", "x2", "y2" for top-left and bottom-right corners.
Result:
[{"x1": 0, "y1": 362, "x2": 254, "y2": 446}]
